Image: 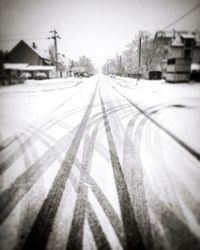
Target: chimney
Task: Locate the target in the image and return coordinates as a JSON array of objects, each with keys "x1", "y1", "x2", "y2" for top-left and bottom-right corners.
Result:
[{"x1": 32, "y1": 42, "x2": 37, "y2": 49}]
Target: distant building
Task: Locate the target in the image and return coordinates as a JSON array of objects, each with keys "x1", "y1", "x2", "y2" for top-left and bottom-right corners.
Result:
[{"x1": 154, "y1": 30, "x2": 200, "y2": 81}]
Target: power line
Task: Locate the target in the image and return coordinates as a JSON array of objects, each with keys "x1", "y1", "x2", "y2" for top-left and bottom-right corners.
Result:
[
  {"x1": 0, "y1": 37, "x2": 47, "y2": 42},
  {"x1": 162, "y1": 3, "x2": 200, "y2": 30},
  {"x1": 0, "y1": 31, "x2": 50, "y2": 42},
  {"x1": 0, "y1": 31, "x2": 49, "y2": 38}
]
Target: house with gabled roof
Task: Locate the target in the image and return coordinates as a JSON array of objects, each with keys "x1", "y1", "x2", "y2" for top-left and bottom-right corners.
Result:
[
  {"x1": 154, "y1": 30, "x2": 200, "y2": 63},
  {"x1": 7, "y1": 40, "x2": 51, "y2": 66},
  {"x1": 153, "y1": 30, "x2": 200, "y2": 81},
  {"x1": 2, "y1": 40, "x2": 56, "y2": 82}
]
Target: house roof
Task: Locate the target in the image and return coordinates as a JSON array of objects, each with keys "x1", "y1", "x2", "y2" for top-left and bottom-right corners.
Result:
[
  {"x1": 171, "y1": 34, "x2": 184, "y2": 47},
  {"x1": 155, "y1": 30, "x2": 175, "y2": 39},
  {"x1": 191, "y1": 63, "x2": 200, "y2": 71},
  {"x1": 155, "y1": 30, "x2": 200, "y2": 41},
  {"x1": 194, "y1": 32, "x2": 200, "y2": 47},
  {"x1": 9, "y1": 40, "x2": 51, "y2": 61},
  {"x1": 180, "y1": 33, "x2": 195, "y2": 39},
  {"x1": 25, "y1": 41, "x2": 50, "y2": 60},
  {"x1": 155, "y1": 30, "x2": 200, "y2": 48}
]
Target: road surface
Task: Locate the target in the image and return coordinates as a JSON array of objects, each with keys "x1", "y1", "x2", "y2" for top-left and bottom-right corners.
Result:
[{"x1": 0, "y1": 74, "x2": 200, "y2": 250}]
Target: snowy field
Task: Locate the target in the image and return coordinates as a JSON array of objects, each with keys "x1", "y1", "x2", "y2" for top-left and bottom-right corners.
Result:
[{"x1": 0, "y1": 75, "x2": 200, "y2": 250}]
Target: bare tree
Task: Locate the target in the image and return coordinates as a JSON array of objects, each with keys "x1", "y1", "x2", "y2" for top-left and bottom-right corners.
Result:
[
  {"x1": 72, "y1": 55, "x2": 96, "y2": 76},
  {"x1": 78, "y1": 55, "x2": 95, "y2": 74},
  {"x1": 122, "y1": 40, "x2": 138, "y2": 74},
  {"x1": 122, "y1": 31, "x2": 157, "y2": 72},
  {"x1": 48, "y1": 44, "x2": 69, "y2": 76},
  {"x1": 139, "y1": 31, "x2": 156, "y2": 71},
  {"x1": 103, "y1": 30, "x2": 163, "y2": 76},
  {"x1": 48, "y1": 44, "x2": 56, "y2": 66}
]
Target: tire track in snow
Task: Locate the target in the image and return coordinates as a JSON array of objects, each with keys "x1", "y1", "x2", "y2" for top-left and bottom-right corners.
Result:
[
  {"x1": 66, "y1": 126, "x2": 97, "y2": 249},
  {"x1": 1, "y1": 78, "x2": 144, "y2": 248},
  {"x1": 86, "y1": 203, "x2": 111, "y2": 250},
  {"x1": 107, "y1": 78, "x2": 200, "y2": 249},
  {"x1": 66, "y1": 125, "x2": 107, "y2": 250},
  {"x1": 122, "y1": 106, "x2": 167, "y2": 249},
  {"x1": 0, "y1": 79, "x2": 89, "y2": 156},
  {"x1": 74, "y1": 159, "x2": 125, "y2": 248},
  {"x1": 0, "y1": 125, "x2": 77, "y2": 224},
  {"x1": 35, "y1": 98, "x2": 126, "y2": 248},
  {"x1": 144, "y1": 115, "x2": 200, "y2": 248},
  {"x1": 109, "y1": 80, "x2": 200, "y2": 162},
  {"x1": 21, "y1": 83, "x2": 98, "y2": 250},
  {"x1": 59, "y1": 163, "x2": 112, "y2": 250},
  {"x1": 0, "y1": 98, "x2": 129, "y2": 176},
  {"x1": 0, "y1": 134, "x2": 23, "y2": 152},
  {"x1": 99, "y1": 90, "x2": 145, "y2": 250},
  {"x1": 0, "y1": 100, "x2": 129, "y2": 225},
  {"x1": 123, "y1": 113, "x2": 156, "y2": 250},
  {"x1": 0, "y1": 104, "x2": 89, "y2": 175},
  {"x1": 0, "y1": 133, "x2": 35, "y2": 175},
  {"x1": 149, "y1": 191, "x2": 200, "y2": 250}
]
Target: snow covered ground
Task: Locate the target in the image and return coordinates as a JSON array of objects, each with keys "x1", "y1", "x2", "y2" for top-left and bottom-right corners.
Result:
[
  {"x1": 0, "y1": 75, "x2": 200, "y2": 250},
  {"x1": 113, "y1": 76, "x2": 200, "y2": 152}
]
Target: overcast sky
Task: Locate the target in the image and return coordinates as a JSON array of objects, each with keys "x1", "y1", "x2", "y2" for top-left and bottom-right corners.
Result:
[{"x1": 0, "y1": 0, "x2": 200, "y2": 69}]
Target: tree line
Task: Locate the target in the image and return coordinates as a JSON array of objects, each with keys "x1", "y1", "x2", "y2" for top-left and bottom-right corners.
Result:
[
  {"x1": 102, "y1": 30, "x2": 165, "y2": 76},
  {"x1": 48, "y1": 45, "x2": 96, "y2": 77}
]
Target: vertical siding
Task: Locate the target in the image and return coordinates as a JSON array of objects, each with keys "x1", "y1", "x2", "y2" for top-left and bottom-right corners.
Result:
[
  {"x1": 192, "y1": 48, "x2": 200, "y2": 63},
  {"x1": 168, "y1": 47, "x2": 183, "y2": 58}
]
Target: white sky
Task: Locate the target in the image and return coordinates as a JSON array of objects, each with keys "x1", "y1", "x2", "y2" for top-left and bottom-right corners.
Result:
[{"x1": 0, "y1": 0, "x2": 200, "y2": 70}]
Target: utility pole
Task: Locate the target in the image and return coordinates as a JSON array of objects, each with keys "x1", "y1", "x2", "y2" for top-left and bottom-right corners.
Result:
[
  {"x1": 137, "y1": 36, "x2": 142, "y2": 85},
  {"x1": 48, "y1": 29, "x2": 61, "y2": 75},
  {"x1": 138, "y1": 36, "x2": 141, "y2": 68},
  {"x1": 119, "y1": 55, "x2": 122, "y2": 76},
  {"x1": 107, "y1": 59, "x2": 109, "y2": 75}
]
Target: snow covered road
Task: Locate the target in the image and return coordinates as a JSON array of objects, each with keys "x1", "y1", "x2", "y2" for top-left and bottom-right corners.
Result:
[{"x1": 0, "y1": 75, "x2": 200, "y2": 250}]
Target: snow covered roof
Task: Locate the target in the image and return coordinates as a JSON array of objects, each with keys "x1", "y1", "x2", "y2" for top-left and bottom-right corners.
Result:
[
  {"x1": 171, "y1": 34, "x2": 184, "y2": 47},
  {"x1": 4, "y1": 63, "x2": 55, "y2": 72},
  {"x1": 155, "y1": 30, "x2": 200, "y2": 45},
  {"x1": 9, "y1": 40, "x2": 50, "y2": 61},
  {"x1": 25, "y1": 41, "x2": 50, "y2": 60},
  {"x1": 156, "y1": 30, "x2": 174, "y2": 39},
  {"x1": 194, "y1": 32, "x2": 200, "y2": 47},
  {"x1": 4, "y1": 63, "x2": 28, "y2": 70},
  {"x1": 191, "y1": 63, "x2": 200, "y2": 71},
  {"x1": 181, "y1": 33, "x2": 195, "y2": 39}
]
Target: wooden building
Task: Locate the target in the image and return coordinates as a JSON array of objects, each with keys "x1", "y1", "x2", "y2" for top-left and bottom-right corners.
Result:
[
  {"x1": 7, "y1": 40, "x2": 51, "y2": 66},
  {"x1": 1, "y1": 40, "x2": 56, "y2": 83},
  {"x1": 154, "y1": 30, "x2": 200, "y2": 82}
]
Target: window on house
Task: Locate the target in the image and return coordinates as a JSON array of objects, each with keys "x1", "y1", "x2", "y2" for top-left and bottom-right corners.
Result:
[
  {"x1": 168, "y1": 58, "x2": 175, "y2": 64},
  {"x1": 164, "y1": 49, "x2": 168, "y2": 54},
  {"x1": 184, "y1": 49, "x2": 191, "y2": 58},
  {"x1": 164, "y1": 39, "x2": 169, "y2": 45},
  {"x1": 185, "y1": 40, "x2": 192, "y2": 47}
]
